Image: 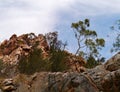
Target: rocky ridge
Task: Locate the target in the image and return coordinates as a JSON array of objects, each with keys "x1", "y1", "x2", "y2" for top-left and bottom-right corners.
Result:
[
  {"x1": 0, "y1": 33, "x2": 85, "y2": 76},
  {"x1": 0, "y1": 33, "x2": 120, "y2": 92}
]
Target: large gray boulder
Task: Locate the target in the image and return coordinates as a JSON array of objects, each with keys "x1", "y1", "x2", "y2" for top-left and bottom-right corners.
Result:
[
  {"x1": 7, "y1": 72, "x2": 99, "y2": 92},
  {"x1": 0, "y1": 67, "x2": 120, "y2": 92}
]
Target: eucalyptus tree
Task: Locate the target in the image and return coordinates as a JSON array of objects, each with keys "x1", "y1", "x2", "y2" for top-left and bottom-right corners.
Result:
[
  {"x1": 71, "y1": 19, "x2": 105, "y2": 59},
  {"x1": 111, "y1": 20, "x2": 120, "y2": 52},
  {"x1": 45, "y1": 32, "x2": 67, "y2": 51}
]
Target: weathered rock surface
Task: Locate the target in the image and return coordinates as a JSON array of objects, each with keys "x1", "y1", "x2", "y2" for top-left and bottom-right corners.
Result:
[
  {"x1": 12, "y1": 53, "x2": 120, "y2": 92},
  {"x1": 0, "y1": 33, "x2": 49, "y2": 65},
  {"x1": 105, "y1": 52, "x2": 120, "y2": 71},
  {"x1": 0, "y1": 33, "x2": 120, "y2": 92},
  {"x1": 0, "y1": 72, "x2": 99, "y2": 92},
  {"x1": 0, "y1": 78, "x2": 17, "y2": 92},
  {"x1": 0, "y1": 33, "x2": 86, "y2": 76},
  {"x1": 0, "y1": 67, "x2": 119, "y2": 92}
]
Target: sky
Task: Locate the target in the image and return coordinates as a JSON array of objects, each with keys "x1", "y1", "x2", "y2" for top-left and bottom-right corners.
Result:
[{"x1": 0, "y1": 0, "x2": 120, "y2": 60}]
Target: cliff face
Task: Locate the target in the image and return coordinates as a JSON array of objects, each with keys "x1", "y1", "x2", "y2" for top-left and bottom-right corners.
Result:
[
  {"x1": 0, "y1": 63, "x2": 120, "y2": 92},
  {"x1": 0, "y1": 33, "x2": 51, "y2": 77},
  {"x1": 0, "y1": 33, "x2": 120, "y2": 92},
  {"x1": 0, "y1": 33, "x2": 86, "y2": 77},
  {"x1": 0, "y1": 33, "x2": 49, "y2": 65}
]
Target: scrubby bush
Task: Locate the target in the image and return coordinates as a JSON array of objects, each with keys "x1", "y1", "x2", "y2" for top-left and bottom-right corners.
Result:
[
  {"x1": 18, "y1": 47, "x2": 68, "y2": 74},
  {"x1": 45, "y1": 32, "x2": 68, "y2": 72},
  {"x1": 18, "y1": 48, "x2": 51, "y2": 75},
  {"x1": 0, "y1": 59, "x2": 4, "y2": 71},
  {"x1": 18, "y1": 32, "x2": 69, "y2": 74},
  {"x1": 49, "y1": 50, "x2": 68, "y2": 72},
  {"x1": 85, "y1": 56, "x2": 99, "y2": 68},
  {"x1": 45, "y1": 32, "x2": 67, "y2": 51}
]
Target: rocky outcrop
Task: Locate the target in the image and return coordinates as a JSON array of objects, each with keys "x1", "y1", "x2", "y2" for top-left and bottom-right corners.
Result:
[
  {"x1": 0, "y1": 33, "x2": 49, "y2": 65},
  {"x1": 85, "y1": 65, "x2": 120, "y2": 92},
  {"x1": 0, "y1": 72, "x2": 99, "y2": 92},
  {"x1": 0, "y1": 67, "x2": 120, "y2": 92},
  {"x1": 0, "y1": 56, "x2": 120, "y2": 92},
  {"x1": 46, "y1": 72, "x2": 99, "y2": 92},
  {"x1": 0, "y1": 78, "x2": 17, "y2": 92},
  {"x1": 0, "y1": 33, "x2": 86, "y2": 77},
  {"x1": 0, "y1": 33, "x2": 120, "y2": 92},
  {"x1": 101, "y1": 69, "x2": 120, "y2": 92},
  {"x1": 11, "y1": 52, "x2": 119, "y2": 92},
  {"x1": 65, "y1": 52, "x2": 86, "y2": 72},
  {"x1": 105, "y1": 52, "x2": 120, "y2": 71}
]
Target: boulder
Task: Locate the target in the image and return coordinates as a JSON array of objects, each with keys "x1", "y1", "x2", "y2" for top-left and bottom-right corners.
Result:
[
  {"x1": 8, "y1": 72, "x2": 99, "y2": 92},
  {"x1": 105, "y1": 52, "x2": 120, "y2": 71},
  {"x1": 0, "y1": 67, "x2": 120, "y2": 92},
  {"x1": 101, "y1": 69, "x2": 120, "y2": 92},
  {"x1": 1, "y1": 78, "x2": 17, "y2": 92},
  {"x1": 0, "y1": 33, "x2": 49, "y2": 66}
]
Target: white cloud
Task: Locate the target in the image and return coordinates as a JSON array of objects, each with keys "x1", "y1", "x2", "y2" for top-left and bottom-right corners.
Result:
[
  {"x1": 0, "y1": 0, "x2": 75, "y2": 40},
  {"x1": 66, "y1": 0, "x2": 120, "y2": 16},
  {"x1": 0, "y1": 0, "x2": 120, "y2": 41}
]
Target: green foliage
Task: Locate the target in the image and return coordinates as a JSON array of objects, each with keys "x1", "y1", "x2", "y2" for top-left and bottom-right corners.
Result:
[
  {"x1": 85, "y1": 55, "x2": 105, "y2": 68},
  {"x1": 50, "y1": 50, "x2": 68, "y2": 72},
  {"x1": 71, "y1": 19, "x2": 105, "y2": 59},
  {"x1": 45, "y1": 32, "x2": 68, "y2": 72},
  {"x1": 111, "y1": 20, "x2": 120, "y2": 52},
  {"x1": 0, "y1": 59, "x2": 4, "y2": 71},
  {"x1": 18, "y1": 32, "x2": 68, "y2": 74},
  {"x1": 18, "y1": 48, "x2": 68, "y2": 74},
  {"x1": 18, "y1": 48, "x2": 51, "y2": 75},
  {"x1": 85, "y1": 56, "x2": 99, "y2": 68},
  {"x1": 45, "y1": 32, "x2": 67, "y2": 51},
  {"x1": 111, "y1": 35, "x2": 120, "y2": 52}
]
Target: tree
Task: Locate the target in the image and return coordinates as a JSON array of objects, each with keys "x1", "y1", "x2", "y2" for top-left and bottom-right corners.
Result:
[
  {"x1": 45, "y1": 32, "x2": 67, "y2": 51},
  {"x1": 111, "y1": 20, "x2": 120, "y2": 52},
  {"x1": 18, "y1": 41, "x2": 51, "y2": 75},
  {"x1": 85, "y1": 55, "x2": 99, "y2": 68},
  {"x1": 18, "y1": 48, "x2": 51, "y2": 75},
  {"x1": 45, "y1": 32, "x2": 68, "y2": 72},
  {"x1": 0, "y1": 59, "x2": 4, "y2": 71},
  {"x1": 50, "y1": 50, "x2": 68, "y2": 72},
  {"x1": 71, "y1": 19, "x2": 105, "y2": 59}
]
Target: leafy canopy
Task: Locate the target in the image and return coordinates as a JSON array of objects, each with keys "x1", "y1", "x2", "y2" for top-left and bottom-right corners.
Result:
[
  {"x1": 71, "y1": 19, "x2": 105, "y2": 59},
  {"x1": 111, "y1": 20, "x2": 120, "y2": 52}
]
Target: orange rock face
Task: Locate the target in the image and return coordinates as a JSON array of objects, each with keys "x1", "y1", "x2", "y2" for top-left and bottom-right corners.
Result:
[
  {"x1": 0, "y1": 33, "x2": 85, "y2": 70},
  {"x1": 0, "y1": 33, "x2": 49, "y2": 65}
]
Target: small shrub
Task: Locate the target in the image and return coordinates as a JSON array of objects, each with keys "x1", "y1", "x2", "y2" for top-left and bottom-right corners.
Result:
[
  {"x1": 18, "y1": 48, "x2": 51, "y2": 75},
  {"x1": 18, "y1": 47, "x2": 68, "y2": 74},
  {"x1": 85, "y1": 56, "x2": 99, "y2": 68},
  {"x1": 18, "y1": 31, "x2": 69, "y2": 74},
  {"x1": 0, "y1": 59, "x2": 4, "y2": 71},
  {"x1": 49, "y1": 50, "x2": 68, "y2": 72},
  {"x1": 45, "y1": 32, "x2": 68, "y2": 72}
]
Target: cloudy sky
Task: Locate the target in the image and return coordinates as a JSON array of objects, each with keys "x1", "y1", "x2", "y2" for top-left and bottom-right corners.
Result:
[{"x1": 0, "y1": 0, "x2": 120, "y2": 59}]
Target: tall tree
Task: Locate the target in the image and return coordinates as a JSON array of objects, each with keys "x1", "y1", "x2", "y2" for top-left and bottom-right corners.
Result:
[
  {"x1": 71, "y1": 19, "x2": 105, "y2": 59},
  {"x1": 45, "y1": 32, "x2": 67, "y2": 51},
  {"x1": 111, "y1": 20, "x2": 120, "y2": 52},
  {"x1": 45, "y1": 32, "x2": 68, "y2": 72}
]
